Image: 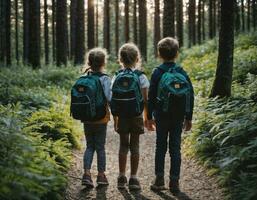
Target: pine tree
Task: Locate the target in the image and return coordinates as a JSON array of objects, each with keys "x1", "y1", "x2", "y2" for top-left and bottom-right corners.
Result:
[
  {"x1": 115, "y1": 0, "x2": 119, "y2": 56},
  {"x1": 209, "y1": 0, "x2": 214, "y2": 38},
  {"x1": 44, "y1": 0, "x2": 49, "y2": 65},
  {"x1": 241, "y1": 0, "x2": 245, "y2": 31},
  {"x1": 235, "y1": 0, "x2": 241, "y2": 32},
  {"x1": 138, "y1": 0, "x2": 147, "y2": 61},
  {"x1": 163, "y1": 0, "x2": 175, "y2": 37},
  {"x1": 202, "y1": 0, "x2": 206, "y2": 41},
  {"x1": 56, "y1": 0, "x2": 68, "y2": 66},
  {"x1": 154, "y1": 0, "x2": 160, "y2": 57},
  {"x1": 88, "y1": 0, "x2": 95, "y2": 50},
  {"x1": 133, "y1": 0, "x2": 138, "y2": 44},
  {"x1": 6, "y1": 0, "x2": 11, "y2": 65},
  {"x1": 189, "y1": 0, "x2": 196, "y2": 46},
  {"x1": 15, "y1": 0, "x2": 19, "y2": 63},
  {"x1": 75, "y1": 0, "x2": 85, "y2": 64},
  {"x1": 253, "y1": 0, "x2": 257, "y2": 30},
  {"x1": 95, "y1": 0, "x2": 99, "y2": 46},
  {"x1": 125, "y1": 0, "x2": 130, "y2": 42},
  {"x1": 28, "y1": 0, "x2": 41, "y2": 68},
  {"x1": 198, "y1": 0, "x2": 202, "y2": 44},
  {"x1": 103, "y1": 0, "x2": 110, "y2": 52},
  {"x1": 52, "y1": 0, "x2": 56, "y2": 62},
  {"x1": 70, "y1": 0, "x2": 77, "y2": 60},
  {"x1": 176, "y1": 0, "x2": 184, "y2": 46},
  {"x1": 247, "y1": 0, "x2": 250, "y2": 31},
  {"x1": 210, "y1": 0, "x2": 235, "y2": 97}
]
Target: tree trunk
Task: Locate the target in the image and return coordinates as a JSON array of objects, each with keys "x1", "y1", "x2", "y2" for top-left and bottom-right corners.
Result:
[
  {"x1": 247, "y1": 0, "x2": 250, "y2": 31},
  {"x1": 0, "y1": 0, "x2": 6, "y2": 63},
  {"x1": 235, "y1": 0, "x2": 241, "y2": 32},
  {"x1": 253, "y1": 0, "x2": 257, "y2": 30},
  {"x1": 197, "y1": 0, "x2": 202, "y2": 44},
  {"x1": 133, "y1": 0, "x2": 137, "y2": 44},
  {"x1": 189, "y1": 0, "x2": 196, "y2": 45},
  {"x1": 75, "y1": 0, "x2": 85, "y2": 64},
  {"x1": 176, "y1": 0, "x2": 184, "y2": 46},
  {"x1": 154, "y1": 0, "x2": 160, "y2": 57},
  {"x1": 70, "y1": 0, "x2": 77, "y2": 60},
  {"x1": 23, "y1": 0, "x2": 29, "y2": 64},
  {"x1": 209, "y1": 0, "x2": 214, "y2": 38},
  {"x1": 95, "y1": 0, "x2": 99, "y2": 46},
  {"x1": 138, "y1": 0, "x2": 147, "y2": 61},
  {"x1": 103, "y1": 0, "x2": 110, "y2": 52},
  {"x1": 202, "y1": 0, "x2": 206, "y2": 41},
  {"x1": 6, "y1": 0, "x2": 11, "y2": 65},
  {"x1": 115, "y1": 0, "x2": 119, "y2": 56},
  {"x1": 56, "y1": 0, "x2": 68, "y2": 66},
  {"x1": 44, "y1": 0, "x2": 49, "y2": 65},
  {"x1": 241, "y1": 0, "x2": 245, "y2": 31},
  {"x1": 213, "y1": 0, "x2": 217, "y2": 36},
  {"x1": 15, "y1": 0, "x2": 19, "y2": 63},
  {"x1": 163, "y1": 0, "x2": 175, "y2": 37},
  {"x1": 125, "y1": 0, "x2": 130, "y2": 42},
  {"x1": 210, "y1": 0, "x2": 235, "y2": 97},
  {"x1": 88, "y1": 0, "x2": 95, "y2": 50},
  {"x1": 52, "y1": 0, "x2": 56, "y2": 62},
  {"x1": 28, "y1": 0, "x2": 40, "y2": 68}
]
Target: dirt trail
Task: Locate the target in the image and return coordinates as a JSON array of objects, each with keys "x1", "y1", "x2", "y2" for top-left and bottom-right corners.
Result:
[{"x1": 64, "y1": 122, "x2": 224, "y2": 200}]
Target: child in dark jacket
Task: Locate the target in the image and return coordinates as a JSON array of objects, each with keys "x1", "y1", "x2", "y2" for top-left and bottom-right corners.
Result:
[{"x1": 148, "y1": 37, "x2": 194, "y2": 194}]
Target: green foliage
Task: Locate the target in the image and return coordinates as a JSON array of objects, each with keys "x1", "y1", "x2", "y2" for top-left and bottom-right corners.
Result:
[
  {"x1": 0, "y1": 105, "x2": 69, "y2": 200},
  {"x1": 183, "y1": 33, "x2": 257, "y2": 200},
  {"x1": 25, "y1": 105, "x2": 81, "y2": 149}
]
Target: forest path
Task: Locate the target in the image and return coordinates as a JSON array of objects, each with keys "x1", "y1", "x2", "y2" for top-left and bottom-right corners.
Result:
[{"x1": 64, "y1": 122, "x2": 224, "y2": 200}]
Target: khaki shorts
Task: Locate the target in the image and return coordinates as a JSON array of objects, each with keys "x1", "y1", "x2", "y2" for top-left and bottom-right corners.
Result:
[{"x1": 117, "y1": 115, "x2": 144, "y2": 135}]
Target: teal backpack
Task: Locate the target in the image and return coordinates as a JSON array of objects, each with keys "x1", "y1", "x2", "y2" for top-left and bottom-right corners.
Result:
[
  {"x1": 111, "y1": 68, "x2": 144, "y2": 118},
  {"x1": 157, "y1": 64, "x2": 191, "y2": 116},
  {"x1": 70, "y1": 72, "x2": 107, "y2": 121}
]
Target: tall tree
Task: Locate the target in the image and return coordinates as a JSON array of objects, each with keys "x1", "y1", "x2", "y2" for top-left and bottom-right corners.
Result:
[
  {"x1": 88, "y1": 0, "x2": 95, "y2": 49},
  {"x1": 75, "y1": 0, "x2": 85, "y2": 64},
  {"x1": 103, "y1": 0, "x2": 110, "y2": 52},
  {"x1": 23, "y1": 0, "x2": 29, "y2": 63},
  {"x1": 52, "y1": 0, "x2": 56, "y2": 62},
  {"x1": 56, "y1": 0, "x2": 68, "y2": 66},
  {"x1": 163, "y1": 0, "x2": 175, "y2": 37},
  {"x1": 15, "y1": 0, "x2": 19, "y2": 63},
  {"x1": 133, "y1": 0, "x2": 137, "y2": 44},
  {"x1": 210, "y1": 0, "x2": 235, "y2": 97},
  {"x1": 235, "y1": 0, "x2": 241, "y2": 32},
  {"x1": 115, "y1": 0, "x2": 119, "y2": 56},
  {"x1": 95, "y1": 0, "x2": 99, "y2": 46},
  {"x1": 247, "y1": 0, "x2": 250, "y2": 31},
  {"x1": 213, "y1": 0, "x2": 217, "y2": 36},
  {"x1": 125, "y1": 0, "x2": 130, "y2": 42},
  {"x1": 6, "y1": 0, "x2": 11, "y2": 65},
  {"x1": 197, "y1": 0, "x2": 202, "y2": 44},
  {"x1": 253, "y1": 0, "x2": 257, "y2": 30},
  {"x1": 189, "y1": 0, "x2": 196, "y2": 46},
  {"x1": 70, "y1": 0, "x2": 77, "y2": 60},
  {"x1": 202, "y1": 0, "x2": 206, "y2": 41},
  {"x1": 154, "y1": 0, "x2": 161, "y2": 57},
  {"x1": 0, "y1": 0, "x2": 7, "y2": 63},
  {"x1": 209, "y1": 0, "x2": 214, "y2": 38},
  {"x1": 28, "y1": 0, "x2": 40, "y2": 68},
  {"x1": 176, "y1": 0, "x2": 184, "y2": 46},
  {"x1": 241, "y1": 0, "x2": 245, "y2": 31},
  {"x1": 138, "y1": 0, "x2": 147, "y2": 61},
  {"x1": 44, "y1": 0, "x2": 49, "y2": 65}
]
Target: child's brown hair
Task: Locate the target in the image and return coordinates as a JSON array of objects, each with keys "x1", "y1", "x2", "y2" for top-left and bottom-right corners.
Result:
[
  {"x1": 83, "y1": 48, "x2": 108, "y2": 73},
  {"x1": 158, "y1": 37, "x2": 179, "y2": 61},
  {"x1": 118, "y1": 43, "x2": 142, "y2": 68}
]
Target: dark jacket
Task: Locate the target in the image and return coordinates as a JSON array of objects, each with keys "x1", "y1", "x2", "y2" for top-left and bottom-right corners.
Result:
[{"x1": 147, "y1": 62, "x2": 194, "y2": 121}]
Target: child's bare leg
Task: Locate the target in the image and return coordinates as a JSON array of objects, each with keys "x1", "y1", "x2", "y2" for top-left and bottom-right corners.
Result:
[
  {"x1": 130, "y1": 133, "x2": 140, "y2": 176},
  {"x1": 119, "y1": 134, "x2": 129, "y2": 175}
]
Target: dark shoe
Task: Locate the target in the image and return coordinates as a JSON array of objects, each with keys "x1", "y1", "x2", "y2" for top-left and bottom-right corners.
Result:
[
  {"x1": 82, "y1": 174, "x2": 94, "y2": 188},
  {"x1": 169, "y1": 180, "x2": 180, "y2": 195},
  {"x1": 117, "y1": 175, "x2": 127, "y2": 189},
  {"x1": 150, "y1": 176, "x2": 165, "y2": 191},
  {"x1": 128, "y1": 177, "x2": 141, "y2": 190},
  {"x1": 96, "y1": 174, "x2": 109, "y2": 186}
]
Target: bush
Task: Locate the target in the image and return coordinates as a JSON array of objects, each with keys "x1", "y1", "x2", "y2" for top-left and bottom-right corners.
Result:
[{"x1": 0, "y1": 105, "x2": 70, "y2": 200}]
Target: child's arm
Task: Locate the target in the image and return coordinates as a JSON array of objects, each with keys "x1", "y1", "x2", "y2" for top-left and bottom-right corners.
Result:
[
  {"x1": 113, "y1": 116, "x2": 118, "y2": 132},
  {"x1": 141, "y1": 87, "x2": 149, "y2": 128}
]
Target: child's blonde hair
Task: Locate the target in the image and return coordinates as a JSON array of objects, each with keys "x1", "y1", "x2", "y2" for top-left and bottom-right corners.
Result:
[
  {"x1": 158, "y1": 37, "x2": 179, "y2": 61},
  {"x1": 118, "y1": 43, "x2": 142, "y2": 69},
  {"x1": 83, "y1": 48, "x2": 108, "y2": 73}
]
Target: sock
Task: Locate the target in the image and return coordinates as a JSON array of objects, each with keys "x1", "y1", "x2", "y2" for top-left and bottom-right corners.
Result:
[{"x1": 131, "y1": 175, "x2": 137, "y2": 179}]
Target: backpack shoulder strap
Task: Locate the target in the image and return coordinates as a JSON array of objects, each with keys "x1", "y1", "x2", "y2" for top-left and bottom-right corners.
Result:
[{"x1": 133, "y1": 69, "x2": 145, "y2": 77}]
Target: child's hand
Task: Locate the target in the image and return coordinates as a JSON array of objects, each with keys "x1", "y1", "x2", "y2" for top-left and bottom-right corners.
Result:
[
  {"x1": 183, "y1": 120, "x2": 192, "y2": 132},
  {"x1": 113, "y1": 116, "x2": 118, "y2": 132},
  {"x1": 147, "y1": 119, "x2": 156, "y2": 131}
]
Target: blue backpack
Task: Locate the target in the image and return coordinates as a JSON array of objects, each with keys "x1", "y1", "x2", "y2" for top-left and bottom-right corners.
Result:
[
  {"x1": 157, "y1": 64, "x2": 191, "y2": 116},
  {"x1": 111, "y1": 68, "x2": 144, "y2": 118},
  {"x1": 70, "y1": 72, "x2": 107, "y2": 121}
]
